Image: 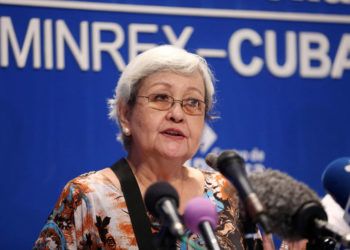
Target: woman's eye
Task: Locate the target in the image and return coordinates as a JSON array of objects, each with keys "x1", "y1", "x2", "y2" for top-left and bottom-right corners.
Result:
[
  {"x1": 152, "y1": 94, "x2": 171, "y2": 102},
  {"x1": 186, "y1": 98, "x2": 200, "y2": 107}
]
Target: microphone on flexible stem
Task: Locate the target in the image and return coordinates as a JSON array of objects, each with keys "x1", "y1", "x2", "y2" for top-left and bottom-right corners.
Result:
[
  {"x1": 183, "y1": 197, "x2": 220, "y2": 250},
  {"x1": 144, "y1": 181, "x2": 185, "y2": 238},
  {"x1": 249, "y1": 169, "x2": 350, "y2": 249},
  {"x1": 205, "y1": 151, "x2": 271, "y2": 234},
  {"x1": 322, "y1": 157, "x2": 350, "y2": 228}
]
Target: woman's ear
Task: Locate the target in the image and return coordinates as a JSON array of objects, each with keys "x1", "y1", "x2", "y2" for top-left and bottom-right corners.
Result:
[{"x1": 117, "y1": 102, "x2": 131, "y2": 136}]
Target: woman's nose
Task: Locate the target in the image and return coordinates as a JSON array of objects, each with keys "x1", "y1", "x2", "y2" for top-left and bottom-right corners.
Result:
[{"x1": 167, "y1": 101, "x2": 185, "y2": 123}]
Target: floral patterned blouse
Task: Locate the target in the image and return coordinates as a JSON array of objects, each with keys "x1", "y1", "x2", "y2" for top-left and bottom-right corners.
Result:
[{"x1": 34, "y1": 162, "x2": 256, "y2": 249}]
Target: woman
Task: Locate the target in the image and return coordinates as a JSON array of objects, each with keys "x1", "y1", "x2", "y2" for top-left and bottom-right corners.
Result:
[{"x1": 34, "y1": 45, "x2": 267, "y2": 249}]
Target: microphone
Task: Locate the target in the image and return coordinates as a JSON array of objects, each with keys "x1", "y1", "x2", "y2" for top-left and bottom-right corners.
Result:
[
  {"x1": 322, "y1": 157, "x2": 350, "y2": 210},
  {"x1": 322, "y1": 157, "x2": 350, "y2": 234},
  {"x1": 183, "y1": 197, "x2": 220, "y2": 250},
  {"x1": 144, "y1": 181, "x2": 185, "y2": 238},
  {"x1": 346, "y1": 199, "x2": 350, "y2": 228},
  {"x1": 205, "y1": 151, "x2": 271, "y2": 234},
  {"x1": 205, "y1": 153, "x2": 218, "y2": 170},
  {"x1": 249, "y1": 169, "x2": 350, "y2": 247}
]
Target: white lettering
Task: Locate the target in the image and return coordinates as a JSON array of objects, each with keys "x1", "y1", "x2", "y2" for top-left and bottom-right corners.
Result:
[
  {"x1": 228, "y1": 29, "x2": 263, "y2": 76},
  {"x1": 325, "y1": 0, "x2": 350, "y2": 4},
  {"x1": 265, "y1": 30, "x2": 297, "y2": 77},
  {"x1": 56, "y1": 20, "x2": 89, "y2": 70},
  {"x1": 162, "y1": 25, "x2": 193, "y2": 48},
  {"x1": 0, "y1": 16, "x2": 41, "y2": 68},
  {"x1": 331, "y1": 34, "x2": 350, "y2": 78},
  {"x1": 128, "y1": 23, "x2": 157, "y2": 61},
  {"x1": 0, "y1": 17, "x2": 348, "y2": 79},
  {"x1": 92, "y1": 22, "x2": 125, "y2": 72},
  {"x1": 300, "y1": 32, "x2": 331, "y2": 78},
  {"x1": 44, "y1": 19, "x2": 53, "y2": 69}
]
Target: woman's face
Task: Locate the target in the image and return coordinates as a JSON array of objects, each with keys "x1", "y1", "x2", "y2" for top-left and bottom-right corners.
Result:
[{"x1": 123, "y1": 70, "x2": 206, "y2": 162}]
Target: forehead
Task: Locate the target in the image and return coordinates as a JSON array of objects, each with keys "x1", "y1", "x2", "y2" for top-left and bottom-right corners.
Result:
[{"x1": 139, "y1": 70, "x2": 205, "y2": 95}]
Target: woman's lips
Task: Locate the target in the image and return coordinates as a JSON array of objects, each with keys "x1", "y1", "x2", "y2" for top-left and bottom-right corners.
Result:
[{"x1": 161, "y1": 129, "x2": 186, "y2": 139}]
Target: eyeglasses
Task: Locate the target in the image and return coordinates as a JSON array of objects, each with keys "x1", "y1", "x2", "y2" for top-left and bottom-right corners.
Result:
[{"x1": 137, "y1": 93, "x2": 206, "y2": 116}]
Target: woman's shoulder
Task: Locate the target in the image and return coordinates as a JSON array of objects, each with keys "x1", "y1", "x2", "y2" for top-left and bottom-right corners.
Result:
[
  {"x1": 60, "y1": 167, "x2": 122, "y2": 200},
  {"x1": 193, "y1": 167, "x2": 239, "y2": 201},
  {"x1": 47, "y1": 167, "x2": 125, "y2": 223},
  {"x1": 185, "y1": 166, "x2": 237, "y2": 196},
  {"x1": 34, "y1": 168, "x2": 127, "y2": 249},
  {"x1": 191, "y1": 167, "x2": 228, "y2": 185}
]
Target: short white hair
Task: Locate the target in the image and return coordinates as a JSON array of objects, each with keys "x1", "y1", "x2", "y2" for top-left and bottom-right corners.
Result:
[{"x1": 108, "y1": 45, "x2": 216, "y2": 148}]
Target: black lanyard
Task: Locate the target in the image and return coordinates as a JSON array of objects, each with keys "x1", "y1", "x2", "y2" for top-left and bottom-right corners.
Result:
[{"x1": 110, "y1": 158, "x2": 155, "y2": 250}]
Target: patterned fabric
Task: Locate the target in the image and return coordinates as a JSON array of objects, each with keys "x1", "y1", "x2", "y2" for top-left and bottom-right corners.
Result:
[{"x1": 34, "y1": 165, "x2": 251, "y2": 250}]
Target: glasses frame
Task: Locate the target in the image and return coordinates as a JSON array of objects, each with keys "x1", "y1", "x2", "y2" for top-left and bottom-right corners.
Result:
[{"x1": 137, "y1": 94, "x2": 206, "y2": 116}]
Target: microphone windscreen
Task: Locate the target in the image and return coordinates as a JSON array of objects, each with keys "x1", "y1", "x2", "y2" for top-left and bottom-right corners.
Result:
[
  {"x1": 249, "y1": 169, "x2": 323, "y2": 240},
  {"x1": 322, "y1": 157, "x2": 350, "y2": 209},
  {"x1": 183, "y1": 197, "x2": 218, "y2": 234},
  {"x1": 144, "y1": 181, "x2": 179, "y2": 217}
]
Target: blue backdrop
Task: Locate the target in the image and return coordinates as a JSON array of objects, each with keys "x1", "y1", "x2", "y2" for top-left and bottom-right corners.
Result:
[{"x1": 0, "y1": 0, "x2": 349, "y2": 248}]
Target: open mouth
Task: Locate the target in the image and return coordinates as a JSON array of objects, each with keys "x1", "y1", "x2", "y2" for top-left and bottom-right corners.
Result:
[{"x1": 161, "y1": 129, "x2": 186, "y2": 138}]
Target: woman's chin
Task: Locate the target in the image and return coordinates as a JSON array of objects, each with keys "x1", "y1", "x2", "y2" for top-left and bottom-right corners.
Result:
[{"x1": 159, "y1": 145, "x2": 190, "y2": 161}]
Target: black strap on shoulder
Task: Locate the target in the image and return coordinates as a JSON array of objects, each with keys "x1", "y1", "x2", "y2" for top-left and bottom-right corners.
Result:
[{"x1": 110, "y1": 158, "x2": 155, "y2": 250}]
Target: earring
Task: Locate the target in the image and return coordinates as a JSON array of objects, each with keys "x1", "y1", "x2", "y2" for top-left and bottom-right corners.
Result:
[{"x1": 123, "y1": 127, "x2": 131, "y2": 136}]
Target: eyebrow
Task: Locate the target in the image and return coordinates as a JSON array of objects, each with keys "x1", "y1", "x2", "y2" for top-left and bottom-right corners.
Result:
[{"x1": 147, "y1": 81, "x2": 205, "y2": 97}]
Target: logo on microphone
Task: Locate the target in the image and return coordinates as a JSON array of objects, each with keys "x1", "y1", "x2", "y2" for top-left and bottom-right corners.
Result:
[
  {"x1": 345, "y1": 164, "x2": 350, "y2": 173},
  {"x1": 188, "y1": 123, "x2": 268, "y2": 173}
]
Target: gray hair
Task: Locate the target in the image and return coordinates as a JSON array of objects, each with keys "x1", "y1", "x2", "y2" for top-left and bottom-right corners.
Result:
[{"x1": 108, "y1": 45, "x2": 216, "y2": 149}]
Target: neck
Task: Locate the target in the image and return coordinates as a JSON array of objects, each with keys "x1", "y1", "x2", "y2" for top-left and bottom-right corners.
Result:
[{"x1": 126, "y1": 151, "x2": 187, "y2": 193}]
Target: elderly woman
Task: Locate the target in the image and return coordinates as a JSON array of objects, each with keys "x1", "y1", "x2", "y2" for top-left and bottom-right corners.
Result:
[{"x1": 34, "y1": 45, "x2": 269, "y2": 249}]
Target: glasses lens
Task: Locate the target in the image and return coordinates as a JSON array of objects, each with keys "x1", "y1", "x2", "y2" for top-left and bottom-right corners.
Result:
[
  {"x1": 148, "y1": 94, "x2": 173, "y2": 110},
  {"x1": 183, "y1": 98, "x2": 205, "y2": 115},
  {"x1": 143, "y1": 94, "x2": 205, "y2": 115}
]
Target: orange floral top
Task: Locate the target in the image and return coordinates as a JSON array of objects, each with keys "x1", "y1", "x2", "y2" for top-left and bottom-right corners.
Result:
[{"x1": 34, "y1": 167, "x2": 254, "y2": 249}]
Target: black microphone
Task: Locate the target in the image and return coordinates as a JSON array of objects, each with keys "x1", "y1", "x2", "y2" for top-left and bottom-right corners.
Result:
[
  {"x1": 249, "y1": 169, "x2": 350, "y2": 248},
  {"x1": 144, "y1": 181, "x2": 185, "y2": 238},
  {"x1": 205, "y1": 151, "x2": 271, "y2": 234}
]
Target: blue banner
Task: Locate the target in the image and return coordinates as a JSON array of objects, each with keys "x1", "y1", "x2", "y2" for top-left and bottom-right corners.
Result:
[{"x1": 0, "y1": 0, "x2": 349, "y2": 247}]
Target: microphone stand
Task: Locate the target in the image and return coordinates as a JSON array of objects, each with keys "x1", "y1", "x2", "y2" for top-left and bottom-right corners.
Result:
[
  {"x1": 154, "y1": 226, "x2": 177, "y2": 250},
  {"x1": 199, "y1": 221, "x2": 221, "y2": 250},
  {"x1": 306, "y1": 236, "x2": 337, "y2": 250},
  {"x1": 305, "y1": 218, "x2": 350, "y2": 250},
  {"x1": 242, "y1": 215, "x2": 264, "y2": 250}
]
